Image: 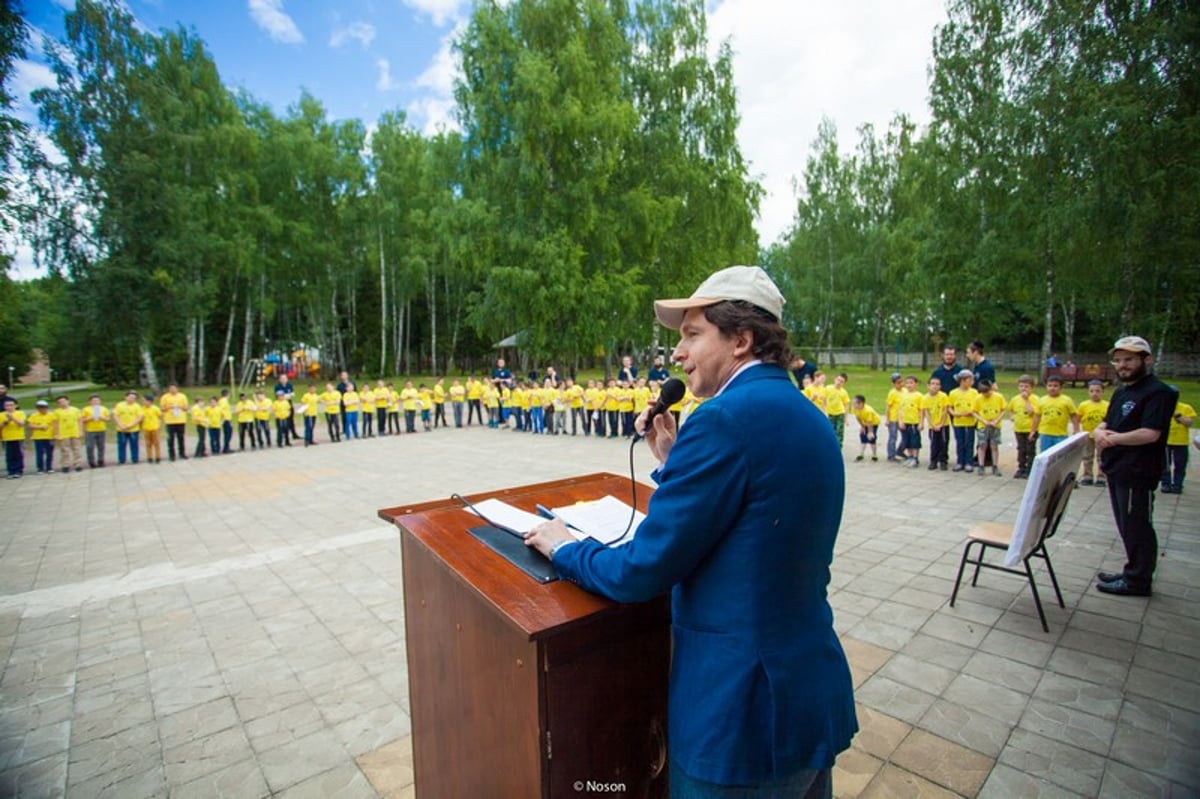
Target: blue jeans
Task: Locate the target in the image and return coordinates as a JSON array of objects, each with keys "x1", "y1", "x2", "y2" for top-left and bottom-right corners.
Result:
[
  {"x1": 345, "y1": 411, "x2": 359, "y2": 439},
  {"x1": 117, "y1": 431, "x2": 140, "y2": 464},
  {"x1": 953, "y1": 426, "x2": 975, "y2": 466},
  {"x1": 671, "y1": 763, "x2": 830, "y2": 799},
  {"x1": 1040, "y1": 434, "x2": 1066, "y2": 453}
]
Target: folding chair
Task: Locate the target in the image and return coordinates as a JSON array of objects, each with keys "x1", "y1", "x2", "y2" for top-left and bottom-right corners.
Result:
[{"x1": 949, "y1": 472, "x2": 1075, "y2": 633}]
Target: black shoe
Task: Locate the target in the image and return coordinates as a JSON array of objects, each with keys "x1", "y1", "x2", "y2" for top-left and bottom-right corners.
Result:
[
  {"x1": 927, "y1": 462, "x2": 938, "y2": 470},
  {"x1": 1096, "y1": 571, "x2": 1123, "y2": 583},
  {"x1": 1096, "y1": 578, "x2": 1151, "y2": 597},
  {"x1": 939, "y1": 462, "x2": 948, "y2": 471}
]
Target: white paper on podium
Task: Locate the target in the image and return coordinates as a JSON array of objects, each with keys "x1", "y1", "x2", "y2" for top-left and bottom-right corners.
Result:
[
  {"x1": 466, "y1": 498, "x2": 546, "y2": 534},
  {"x1": 551, "y1": 495, "x2": 645, "y2": 546}
]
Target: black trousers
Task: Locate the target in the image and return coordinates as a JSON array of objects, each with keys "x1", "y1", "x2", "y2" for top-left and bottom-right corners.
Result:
[
  {"x1": 326, "y1": 413, "x2": 341, "y2": 442},
  {"x1": 239, "y1": 422, "x2": 257, "y2": 449},
  {"x1": 377, "y1": 407, "x2": 388, "y2": 435},
  {"x1": 467, "y1": 399, "x2": 482, "y2": 425},
  {"x1": 1107, "y1": 481, "x2": 1158, "y2": 589},
  {"x1": 928, "y1": 428, "x2": 948, "y2": 465},
  {"x1": 166, "y1": 424, "x2": 186, "y2": 459}
]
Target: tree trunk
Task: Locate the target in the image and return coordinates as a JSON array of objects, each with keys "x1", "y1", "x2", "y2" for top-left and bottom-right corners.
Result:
[
  {"x1": 185, "y1": 318, "x2": 197, "y2": 386},
  {"x1": 197, "y1": 318, "x2": 206, "y2": 386},
  {"x1": 427, "y1": 263, "x2": 438, "y2": 375},
  {"x1": 217, "y1": 286, "x2": 237, "y2": 384},
  {"x1": 1060, "y1": 292, "x2": 1076, "y2": 360},
  {"x1": 379, "y1": 228, "x2": 387, "y2": 376},
  {"x1": 241, "y1": 301, "x2": 253, "y2": 379},
  {"x1": 1041, "y1": 254, "x2": 1055, "y2": 366},
  {"x1": 140, "y1": 339, "x2": 160, "y2": 392}
]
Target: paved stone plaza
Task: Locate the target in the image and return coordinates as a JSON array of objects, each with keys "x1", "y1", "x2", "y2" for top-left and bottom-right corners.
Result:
[{"x1": 0, "y1": 423, "x2": 1196, "y2": 797}]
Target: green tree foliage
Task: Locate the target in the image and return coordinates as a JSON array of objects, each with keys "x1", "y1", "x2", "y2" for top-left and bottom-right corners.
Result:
[{"x1": 773, "y1": 0, "x2": 1199, "y2": 360}]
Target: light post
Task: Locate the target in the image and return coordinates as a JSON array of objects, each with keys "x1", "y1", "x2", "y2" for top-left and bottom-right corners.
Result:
[{"x1": 228, "y1": 356, "x2": 235, "y2": 397}]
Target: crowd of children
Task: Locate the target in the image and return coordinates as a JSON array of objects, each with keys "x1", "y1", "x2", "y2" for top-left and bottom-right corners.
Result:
[
  {"x1": 0, "y1": 373, "x2": 700, "y2": 478},
  {"x1": 827, "y1": 369, "x2": 1194, "y2": 491},
  {"x1": 1, "y1": 368, "x2": 1194, "y2": 493}
]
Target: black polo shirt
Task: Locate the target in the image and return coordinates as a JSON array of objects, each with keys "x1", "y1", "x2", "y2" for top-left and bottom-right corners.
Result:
[
  {"x1": 1100, "y1": 374, "x2": 1177, "y2": 488},
  {"x1": 930, "y1": 363, "x2": 960, "y2": 393}
]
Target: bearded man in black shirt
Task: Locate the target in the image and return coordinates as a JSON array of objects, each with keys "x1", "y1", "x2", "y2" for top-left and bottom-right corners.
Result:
[{"x1": 1093, "y1": 336, "x2": 1178, "y2": 597}]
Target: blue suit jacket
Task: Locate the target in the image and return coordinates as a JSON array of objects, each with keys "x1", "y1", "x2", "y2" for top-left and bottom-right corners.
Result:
[{"x1": 554, "y1": 364, "x2": 857, "y2": 784}]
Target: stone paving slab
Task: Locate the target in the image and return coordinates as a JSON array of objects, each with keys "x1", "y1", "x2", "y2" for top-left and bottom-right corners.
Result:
[{"x1": 0, "y1": 423, "x2": 1196, "y2": 797}]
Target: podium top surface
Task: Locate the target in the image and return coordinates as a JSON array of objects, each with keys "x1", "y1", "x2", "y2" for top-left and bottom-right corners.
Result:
[{"x1": 377, "y1": 472, "x2": 657, "y2": 641}]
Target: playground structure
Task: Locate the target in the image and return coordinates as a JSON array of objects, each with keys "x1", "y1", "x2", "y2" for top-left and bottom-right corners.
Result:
[{"x1": 238, "y1": 344, "x2": 322, "y2": 393}]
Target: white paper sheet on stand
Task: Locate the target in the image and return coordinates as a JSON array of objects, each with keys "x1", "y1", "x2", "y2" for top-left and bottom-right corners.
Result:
[
  {"x1": 551, "y1": 495, "x2": 645, "y2": 546},
  {"x1": 465, "y1": 498, "x2": 546, "y2": 534}
]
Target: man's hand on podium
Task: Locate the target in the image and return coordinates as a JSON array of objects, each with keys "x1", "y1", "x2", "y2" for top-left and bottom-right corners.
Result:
[{"x1": 524, "y1": 518, "x2": 574, "y2": 560}]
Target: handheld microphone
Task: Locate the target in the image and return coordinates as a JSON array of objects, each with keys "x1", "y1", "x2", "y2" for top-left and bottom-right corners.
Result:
[{"x1": 634, "y1": 377, "x2": 685, "y2": 441}]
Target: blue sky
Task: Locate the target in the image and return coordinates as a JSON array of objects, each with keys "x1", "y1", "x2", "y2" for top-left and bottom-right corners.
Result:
[{"x1": 14, "y1": 0, "x2": 949, "y2": 268}]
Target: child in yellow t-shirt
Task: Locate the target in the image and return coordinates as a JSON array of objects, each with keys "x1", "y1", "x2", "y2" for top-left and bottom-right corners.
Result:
[
  {"x1": 1, "y1": 398, "x2": 27, "y2": 478},
  {"x1": 1076, "y1": 379, "x2": 1110, "y2": 486},
  {"x1": 236, "y1": 393, "x2": 258, "y2": 451},
  {"x1": 319, "y1": 383, "x2": 342, "y2": 443},
  {"x1": 825, "y1": 374, "x2": 851, "y2": 447},
  {"x1": 920, "y1": 377, "x2": 950, "y2": 471},
  {"x1": 360, "y1": 385, "x2": 376, "y2": 438},
  {"x1": 1008, "y1": 376, "x2": 1041, "y2": 479},
  {"x1": 948, "y1": 370, "x2": 980, "y2": 472},
  {"x1": 28, "y1": 399, "x2": 57, "y2": 473},
  {"x1": 300, "y1": 385, "x2": 321, "y2": 446},
  {"x1": 898, "y1": 375, "x2": 924, "y2": 467},
  {"x1": 973, "y1": 379, "x2": 1007, "y2": 477},
  {"x1": 1036, "y1": 376, "x2": 1079, "y2": 453},
  {"x1": 190, "y1": 398, "x2": 210, "y2": 457},
  {"x1": 272, "y1": 391, "x2": 293, "y2": 447},
  {"x1": 418, "y1": 384, "x2": 433, "y2": 432},
  {"x1": 254, "y1": 391, "x2": 273, "y2": 447},
  {"x1": 880, "y1": 373, "x2": 904, "y2": 462},
  {"x1": 205, "y1": 397, "x2": 224, "y2": 455},
  {"x1": 54, "y1": 396, "x2": 84, "y2": 472},
  {"x1": 850, "y1": 395, "x2": 880, "y2": 462},
  {"x1": 1163, "y1": 397, "x2": 1194, "y2": 494},
  {"x1": 82, "y1": 394, "x2": 112, "y2": 468},
  {"x1": 141, "y1": 394, "x2": 163, "y2": 463},
  {"x1": 113, "y1": 390, "x2": 144, "y2": 465},
  {"x1": 400, "y1": 381, "x2": 419, "y2": 433}
]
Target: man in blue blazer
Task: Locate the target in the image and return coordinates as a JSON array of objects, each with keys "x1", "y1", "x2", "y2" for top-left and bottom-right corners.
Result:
[{"x1": 526, "y1": 265, "x2": 857, "y2": 798}]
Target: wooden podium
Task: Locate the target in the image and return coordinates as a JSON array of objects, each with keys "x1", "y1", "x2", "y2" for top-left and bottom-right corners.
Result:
[{"x1": 378, "y1": 472, "x2": 671, "y2": 799}]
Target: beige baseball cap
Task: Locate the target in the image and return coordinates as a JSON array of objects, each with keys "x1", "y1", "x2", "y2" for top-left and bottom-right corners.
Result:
[
  {"x1": 1109, "y1": 335, "x2": 1152, "y2": 355},
  {"x1": 653, "y1": 265, "x2": 785, "y2": 330}
]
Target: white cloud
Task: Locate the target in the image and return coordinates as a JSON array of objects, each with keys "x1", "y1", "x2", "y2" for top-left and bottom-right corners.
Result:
[
  {"x1": 706, "y1": 0, "x2": 946, "y2": 247},
  {"x1": 248, "y1": 0, "x2": 304, "y2": 45},
  {"x1": 330, "y1": 21, "x2": 376, "y2": 49},
  {"x1": 413, "y1": 27, "x2": 460, "y2": 96},
  {"x1": 407, "y1": 95, "x2": 458, "y2": 137},
  {"x1": 375, "y1": 58, "x2": 397, "y2": 91},
  {"x1": 400, "y1": 0, "x2": 465, "y2": 28}
]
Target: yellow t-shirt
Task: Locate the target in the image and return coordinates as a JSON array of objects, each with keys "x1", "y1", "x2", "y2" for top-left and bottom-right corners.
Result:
[
  {"x1": 948, "y1": 388, "x2": 980, "y2": 427},
  {"x1": 255, "y1": 398, "x2": 272, "y2": 421},
  {"x1": 400, "y1": 388, "x2": 419, "y2": 411},
  {"x1": 376, "y1": 388, "x2": 390, "y2": 409},
  {"x1": 272, "y1": 399, "x2": 292, "y2": 420},
  {"x1": 28, "y1": 409, "x2": 56, "y2": 440},
  {"x1": 161, "y1": 392, "x2": 189, "y2": 425},
  {"x1": 484, "y1": 385, "x2": 499, "y2": 409},
  {"x1": 342, "y1": 391, "x2": 360, "y2": 412},
  {"x1": 301, "y1": 391, "x2": 320, "y2": 417},
  {"x1": 974, "y1": 392, "x2": 1007, "y2": 428},
  {"x1": 1077, "y1": 399, "x2": 1110, "y2": 436},
  {"x1": 112, "y1": 400, "x2": 143, "y2": 432},
  {"x1": 1008, "y1": 393, "x2": 1040, "y2": 434},
  {"x1": 803, "y1": 385, "x2": 825, "y2": 411},
  {"x1": 824, "y1": 386, "x2": 849, "y2": 416},
  {"x1": 899, "y1": 391, "x2": 923, "y2": 425},
  {"x1": 418, "y1": 388, "x2": 432, "y2": 411},
  {"x1": 54, "y1": 406, "x2": 83, "y2": 439},
  {"x1": 141, "y1": 404, "x2": 162, "y2": 432},
  {"x1": 82, "y1": 404, "x2": 111, "y2": 433},
  {"x1": 886, "y1": 387, "x2": 904, "y2": 423},
  {"x1": 206, "y1": 405, "x2": 224, "y2": 428},
  {"x1": 190, "y1": 404, "x2": 209, "y2": 427},
  {"x1": 1037, "y1": 394, "x2": 1077, "y2": 437},
  {"x1": 567, "y1": 385, "x2": 584, "y2": 408},
  {"x1": 920, "y1": 392, "x2": 949, "y2": 428},
  {"x1": 633, "y1": 386, "x2": 651, "y2": 412},
  {"x1": 236, "y1": 399, "x2": 257, "y2": 423},
  {"x1": 320, "y1": 390, "x2": 342, "y2": 415},
  {"x1": 433, "y1": 384, "x2": 445, "y2": 405},
  {"x1": 604, "y1": 387, "x2": 620, "y2": 412},
  {"x1": 0, "y1": 409, "x2": 27, "y2": 441},
  {"x1": 449, "y1": 384, "x2": 466, "y2": 403},
  {"x1": 1167, "y1": 402, "x2": 1195, "y2": 446},
  {"x1": 853, "y1": 404, "x2": 881, "y2": 427},
  {"x1": 360, "y1": 388, "x2": 375, "y2": 410},
  {"x1": 467, "y1": 380, "x2": 482, "y2": 401},
  {"x1": 219, "y1": 396, "x2": 232, "y2": 422},
  {"x1": 617, "y1": 387, "x2": 634, "y2": 413}
]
